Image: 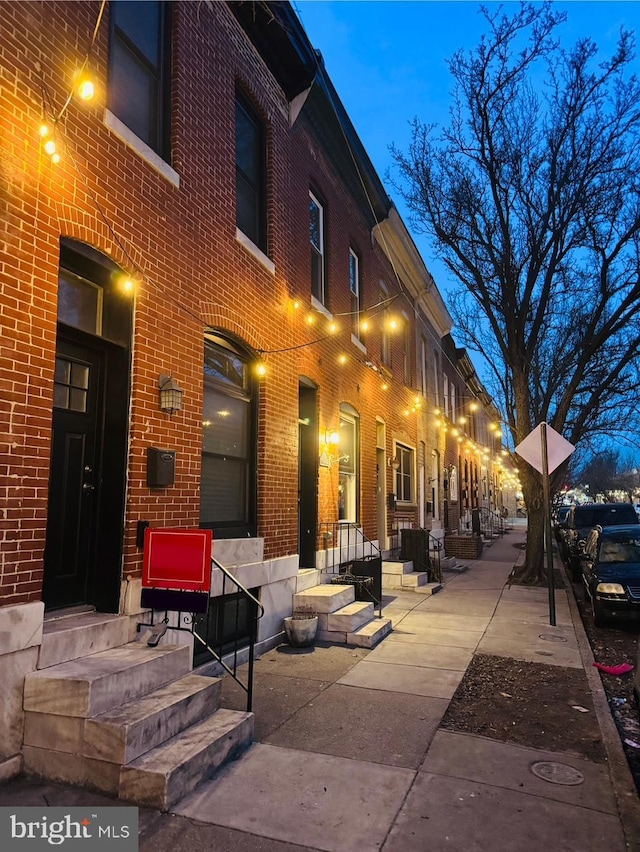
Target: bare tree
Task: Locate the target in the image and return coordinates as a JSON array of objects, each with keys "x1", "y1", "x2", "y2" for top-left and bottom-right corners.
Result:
[{"x1": 391, "y1": 1, "x2": 640, "y2": 582}]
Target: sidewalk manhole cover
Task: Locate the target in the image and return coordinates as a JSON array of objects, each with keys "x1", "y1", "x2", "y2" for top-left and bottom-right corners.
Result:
[
  {"x1": 530, "y1": 761, "x2": 585, "y2": 786},
  {"x1": 539, "y1": 634, "x2": 568, "y2": 643}
]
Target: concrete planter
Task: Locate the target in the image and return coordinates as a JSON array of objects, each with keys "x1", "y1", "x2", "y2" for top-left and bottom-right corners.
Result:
[{"x1": 283, "y1": 615, "x2": 318, "y2": 647}]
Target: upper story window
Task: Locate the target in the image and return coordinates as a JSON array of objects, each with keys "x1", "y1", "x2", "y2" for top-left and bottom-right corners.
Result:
[
  {"x1": 380, "y1": 282, "x2": 391, "y2": 367},
  {"x1": 236, "y1": 94, "x2": 267, "y2": 253},
  {"x1": 349, "y1": 248, "x2": 361, "y2": 338},
  {"x1": 108, "y1": 0, "x2": 172, "y2": 159},
  {"x1": 310, "y1": 191, "x2": 326, "y2": 305},
  {"x1": 420, "y1": 335, "x2": 428, "y2": 398},
  {"x1": 450, "y1": 383, "x2": 456, "y2": 423},
  {"x1": 403, "y1": 313, "x2": 411, "y2": 385},
  {"x1": 443, "y1": 375, "x2": 449, "y2": 417}
]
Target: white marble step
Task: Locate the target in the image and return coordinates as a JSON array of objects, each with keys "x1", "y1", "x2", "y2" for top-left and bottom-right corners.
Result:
[
  {"x1": 83, "y1": 673, "x2": 221, "y2": 764},
  {"x1": 24, "y1": 643, "x2": 191, "y2": 718},
  {"x1": 39, "y1": 613, "x2": 131, "y2": 669},
  {"x1": 382, "y1": 560, "x2": 414, "y2": 575},
  {"x1": 382, "y1": 571, "x2": 430, "y2": 590},
  {"x1": 318, "y1": 601, "x2": 374, "y2": 635},
  {"x1": 296, "y1": 569, "x2": 321, "y2": 592},
  {"x1": 293, "y1": 584, "x2": 355, "y2": 614},
  {"x1": 348, "y1": 617, "x2": 393, "y2": 648},
  {"x1": 119, "y1": 708, "x2": 254, "y2": 810}
]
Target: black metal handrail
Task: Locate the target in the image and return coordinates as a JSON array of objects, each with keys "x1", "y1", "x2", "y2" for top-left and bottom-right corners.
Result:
[
  {"x1": 479, "y1": 506, "x2": 506, "y2": 537},
  {"x1": 388, "y1": 516, "x2": 443, "y2": 582},
  {"x1": 194, "y1": 557, "x2": 264, "y2": 712}
]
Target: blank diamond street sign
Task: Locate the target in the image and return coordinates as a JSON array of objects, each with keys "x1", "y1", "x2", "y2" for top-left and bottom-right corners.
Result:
[{"x1": 515, "y1": 423, "x2": 575, "y2": 474}]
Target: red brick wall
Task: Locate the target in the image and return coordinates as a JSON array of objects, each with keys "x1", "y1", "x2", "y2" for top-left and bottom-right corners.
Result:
[{"x1": 0, "y1": 1, "x2": 419, "y2": 607}]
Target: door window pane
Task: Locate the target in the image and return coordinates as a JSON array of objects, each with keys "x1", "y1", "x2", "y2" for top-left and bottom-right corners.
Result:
[{"x1": 54, "y1": 356, "x2": 90, "y2": 413}]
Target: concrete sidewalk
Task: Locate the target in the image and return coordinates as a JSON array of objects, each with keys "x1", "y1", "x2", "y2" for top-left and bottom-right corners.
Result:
[{"x1": 2, "y1": 526, "x2": 639, "y2": 851}]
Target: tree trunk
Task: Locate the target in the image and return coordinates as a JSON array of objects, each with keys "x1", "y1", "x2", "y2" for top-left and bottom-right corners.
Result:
[{"x1": 511, "y1": 467, "x2": 546, "y2": 584}]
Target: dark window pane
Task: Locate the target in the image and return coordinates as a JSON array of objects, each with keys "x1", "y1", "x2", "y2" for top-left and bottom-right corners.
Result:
[
  {"x1": 204, "y1": 345, "x2": 245, "y2": 388},
  {"x1": 235, "y1": 97, "x2": 265, "y2": 249},
  {"x1": 54, "y1": 358, "x2": 70, "y2": 385},
  {"x1": 236, "y1": 102, "x2": 259, "y2": 183},
  {"x1": 113, "y1": 0, "x2": 160, "y2": 66},
  {"x1": 202, "y1": 390, "x2": 248, "y2": 457},
  {"x1": 110, "y1": 41, "x2": 155, "y2": 146},
  {"x1": 69, "y1": 388, "x2": 87, "y2": 413},
  {"x1": 54, "y1": 384, "x2": 69, "y2": 409},
  {"x1": 200, "y1": 455, "x2": 247, "y2": 524}
]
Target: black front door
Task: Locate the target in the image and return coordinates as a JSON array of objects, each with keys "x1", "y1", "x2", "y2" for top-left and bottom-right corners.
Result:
[
  {"x1": 298, "y1": 381, "x2": 318, "y2": 568},
  {"x1": 43, "y1": 337, "x2": 104, "y2": 609}
]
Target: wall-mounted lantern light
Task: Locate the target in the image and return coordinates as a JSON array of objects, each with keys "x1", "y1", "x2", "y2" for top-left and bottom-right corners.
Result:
[{"x1": 158, "y1": 374, "x2": 184, "y2": 415}]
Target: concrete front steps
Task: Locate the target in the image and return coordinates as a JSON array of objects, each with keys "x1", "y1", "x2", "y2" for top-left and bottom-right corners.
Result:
[
  {"x1": 382, "y1": 560, "x2": 442, "y2": 595},
  {"x1": 22, "y1": 612, "x2": 253, "y2": 810},
  {"x1": 293, "y1": 584, "x2": 392, "y2": 648}
]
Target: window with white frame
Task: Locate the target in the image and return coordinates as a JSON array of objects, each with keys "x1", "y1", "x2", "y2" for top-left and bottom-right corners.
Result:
[
  {"x1": 108, "y1": 0, "x2": 172, "y2": 160},
  {"x1": 349, "y1": 248, "x2": 361, "y2": 338},
  {"x1": 443, "y1": 375, "x2": 449, "y2": 417},
  {"x1": 450, "y1": 384, "x2": 456, "y2": 423},
  {"x1": 395, "y1": 442, "x2": 415, "y2": 503},
  {"x1": 420, "y1": 335, "x2": 428, "y2": 398},
  {"x1": 310, "y1": 191, "x2": 325, "y2": 304},
  {"x1": 433, "y1": 351, "x2": 440, "y2": 407}
]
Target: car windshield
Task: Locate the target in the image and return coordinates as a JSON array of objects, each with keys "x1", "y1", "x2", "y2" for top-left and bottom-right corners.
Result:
[{"x1": 598, "y1": 539, "x2": 640, "y2": 563}]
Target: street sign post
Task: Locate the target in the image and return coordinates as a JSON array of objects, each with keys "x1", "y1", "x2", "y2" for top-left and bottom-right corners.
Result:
[{"x1": 515, "y1": 423, "x2": 575, "y2": 626}]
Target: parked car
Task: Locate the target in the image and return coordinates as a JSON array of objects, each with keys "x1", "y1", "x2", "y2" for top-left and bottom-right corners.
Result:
[
  {"x1": 553, "y1": 504, "x2": 571, "y2": 545},
  {"x1": 580, "y1": 524, "x2": 640, "y2": 627},
  {"x1": 564, "y1": 502, "x2": 639, "y2": 581}
]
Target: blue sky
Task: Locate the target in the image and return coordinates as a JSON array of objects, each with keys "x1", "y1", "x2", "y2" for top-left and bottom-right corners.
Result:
[{"x1": 294, "y1": 1, "x2": 640, "y2": 304}]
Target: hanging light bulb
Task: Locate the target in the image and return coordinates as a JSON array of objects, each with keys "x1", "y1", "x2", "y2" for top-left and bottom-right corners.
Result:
[
  {"x1": 44, "y1": 140, "x2": 56, "y2": 156},
  {"x1": 77, "y1": 77, "x2": 95, "y2": 101},
  {"x1": 39, "y1": 123, "x2": 50, "y2": 138},
  {"x1": 51, "y1": 152, "x2": 61, "y2": 164}
]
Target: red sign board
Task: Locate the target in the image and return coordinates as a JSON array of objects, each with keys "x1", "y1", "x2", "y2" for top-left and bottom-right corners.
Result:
[{"x1": 143, "y1": 528, "x2": 212, "y2": 593}]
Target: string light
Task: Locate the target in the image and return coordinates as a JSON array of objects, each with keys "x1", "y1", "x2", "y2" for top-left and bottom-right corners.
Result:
[{"x1": 77, "y1": 78, "x2": 95, "y2": 101}]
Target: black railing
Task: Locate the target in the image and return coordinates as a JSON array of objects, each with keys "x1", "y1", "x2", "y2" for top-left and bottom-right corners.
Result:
[
  {"x1": 389, "y1": 515, "x2": 443, "y2": 583},
  {"x1": 479, "y1": 507, "x2": 506, "y2": 537},
  {"x1": 195, "y1": 557, "x2": 264, "y2": 712},
  {"x1": 318, "y1": 522, "x2": 383, "y2": 617}
]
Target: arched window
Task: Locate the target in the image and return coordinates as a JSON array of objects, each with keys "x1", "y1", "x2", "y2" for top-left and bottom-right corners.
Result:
[{"x1": 200, "y1": 333, "x2": 257, "y2": 537}]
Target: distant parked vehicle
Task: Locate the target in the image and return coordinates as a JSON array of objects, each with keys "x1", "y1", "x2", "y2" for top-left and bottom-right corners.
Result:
[
  {"x1": 580, "y1": 524, "x2": 640, "y2": 627},
  {"x1": 563, "y1": 502, "x2": 639, "y2": 581},
  {"x1": 553, "y1": 505, "x2": 571, "y2": 541}
]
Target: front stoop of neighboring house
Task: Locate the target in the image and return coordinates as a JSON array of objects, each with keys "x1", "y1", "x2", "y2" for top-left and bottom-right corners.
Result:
[
  {"x1": 381, "y1": 560, "x2": 443, "y2": 595},
  {"x1": 292, "y1": 584, "x2": 392, "y2": 648},
  {"x1": 444, "y1": 534, "x2": 484, "y2": 560},
  {"x1": 21, "y1": 613, "x2": 253, "y2": 811}
]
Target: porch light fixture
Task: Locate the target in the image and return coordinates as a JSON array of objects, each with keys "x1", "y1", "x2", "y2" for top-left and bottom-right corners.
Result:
[
  {"x1": 389, "y1": 456, "x2": 400, "y2": 471},
  {"x1": 158, "y1": 374, "x2": 184, "y2": 415}
]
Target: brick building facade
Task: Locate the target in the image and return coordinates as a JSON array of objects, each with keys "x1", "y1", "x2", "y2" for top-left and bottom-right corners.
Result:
[{"x1": 0, "y1": 1, "x2": 509, "y2": 776}]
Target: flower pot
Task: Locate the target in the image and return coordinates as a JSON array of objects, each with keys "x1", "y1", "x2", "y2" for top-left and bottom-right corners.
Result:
[{"x1": 283, "y1": 614, "x2": 318, "y2": 647}]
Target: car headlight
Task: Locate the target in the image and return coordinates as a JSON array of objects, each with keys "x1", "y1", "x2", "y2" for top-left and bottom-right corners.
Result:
[{"x1": 595, "y1": 582, "x2": 625, "y2": 595}]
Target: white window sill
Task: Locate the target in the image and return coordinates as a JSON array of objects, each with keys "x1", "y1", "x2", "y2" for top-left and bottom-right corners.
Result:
[
  {"x1": 350, "y1": 334, "x2": 367, "y2": 354},
  {"x1": 235, "y1": 229, "x2": 275, "y2": 274},
  {"x1": 311, "y1": 296, "x2": 333, "y2": 320},
  {"x1": 104, "y1": 110, "x2": 180, "y2": 188}
]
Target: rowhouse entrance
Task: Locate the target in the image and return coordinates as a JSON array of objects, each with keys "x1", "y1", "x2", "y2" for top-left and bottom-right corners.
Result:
[{"x1": 43, "y1": 239, "x2": 132, "y2": 612}]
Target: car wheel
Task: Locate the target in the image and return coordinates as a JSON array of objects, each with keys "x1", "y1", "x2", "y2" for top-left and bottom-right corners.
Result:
[{"x1": 591, "y1": 595, "x2": 607, "y2": 628}]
